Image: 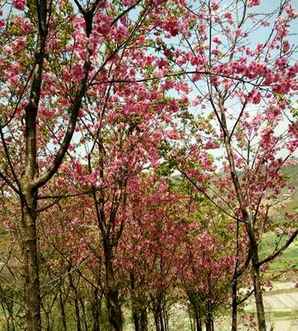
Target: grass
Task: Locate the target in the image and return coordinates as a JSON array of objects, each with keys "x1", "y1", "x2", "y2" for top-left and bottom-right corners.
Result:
[
  {"x1": 259, "y1": 233, "x2": 298, "y2": 274},
  {"x1": 257, "y1": 163, "x2": 298, "y2": 275}
]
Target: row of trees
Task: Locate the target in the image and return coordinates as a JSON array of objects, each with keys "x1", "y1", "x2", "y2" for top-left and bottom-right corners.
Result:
[{"x1": 0, "y1": 0, "x2": 297, "y2": 330}]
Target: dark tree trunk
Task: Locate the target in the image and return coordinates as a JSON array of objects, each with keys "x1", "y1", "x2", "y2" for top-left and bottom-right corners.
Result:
[
  {"x1": 205, "y1": 319, "x2": 215, "y2": 331},
  {"x1": 106, "y1": 287, "x2": 122, "y2": 331},
  {"x1": 130, "y1": 272, "x2": 148, "y2": 331},
  {"x1": 59, "y1": 290, "x2": 67, "y2": 331},
  {"x1": 205, "y1": 305, "x2": 214, "y2": 331},
  {"x1": 205, "y1": 298, "x2": 214, "y2": 331},
  {"x1": 188, "y1": 292, "x2": 203, "y2": 331},
  {"x1": 194, "y1": 307, "x2": 202, "y2": 331},
  {"x1": 78, "y1": 295, "x2": 88, "y2": 331},
  {"x1": 231, "y1": 277, "x2": 238, "y2": 331},
  {"x1": 104, "y1": 241, "x2": 123, "y2": 331},
  {"x1": 92, "y1": 289, "x2": 102, "y2": 331},
  {"x1": 251, "y1": 263, "x2": 267, "y2": 331},
  {"x1": 152, "y1": 294, "x2": 167, "y2": 331},
  {"x1": 153, "y1": 311, "x2": 163, "y2": 331},
  {"x1": 247, "y1": 224, "x2": 266, "y2": 331},
  {"x1": 68, "y1": 274, "x2": 82, "y2": 331},
  {"x1": 133, "y1": 309, "x2": 148, "y2": 331},
  {"x1": 140, "y1": 309, "x2": 148, "y2": 331}
]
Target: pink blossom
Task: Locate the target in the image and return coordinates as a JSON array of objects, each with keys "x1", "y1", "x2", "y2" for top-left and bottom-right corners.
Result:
[
  {"x1": 224, "y1": 12, "x2": 232, "y2": 20},
  {"x1": 94, "y1": 13, "x2": 113, "y2": 35},
  {"x1": 12, "y1": 0, "x2": 25, "y2": 10},
  {"x1": 249, "y1": 89, "x2": 262, "y2": 104},
  {"x1": 248, "y1": 0, "x2": 261, "y2": 6},
  {"x1": 212, "y1": 36, "x2": 221, "y2": 44},
  {"x1": 71, "y1": 64, "x2": 85, "y2": 81}
]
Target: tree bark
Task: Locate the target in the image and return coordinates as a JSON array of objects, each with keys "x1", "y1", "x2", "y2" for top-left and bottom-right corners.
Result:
[
  {"x1": 22, "y1": 190, "x2": 41, "y2": 331},
  {"x1": 247, "y1": 224, "x2": 266, "y2": 331},
  {"x1": 193, "y1": 307, "x2": 202, "y2": 331},
  {"x1": 133, "y1": 308, "x2": 148, "y2": 331},
  {"x1": 188, "y1": 292, "x2": 203, "y2": 331},
  {"x1": 231, "y1": 277, "x2": 238, "y2": 331},
  {"x1": 68, "y1": 273, "x2": 82, "y2": 331},
  {"x1": 152, "y1": 294, "x2": 167, "y2": 331},
  {"x1": 92, "y1": 288, "x2": 102, "y2": 331},
  {"x1": 130, "y1": 273, "x2": 148, "y2": 331},
  {"x1": 205, "y1": 300, "x2": 214, "y2": 331},
  {"x1": 104, "y1": 241, "x2": 123, "y2": 331},
  {"x1": 106, "y1": 287, "x2": 122, "y2": 331},
  {"x1": 59, "y1": 289, "x2": 68, "y2": 331}
]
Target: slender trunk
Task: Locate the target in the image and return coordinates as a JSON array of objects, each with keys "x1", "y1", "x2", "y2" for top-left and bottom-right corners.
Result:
[
  {"x1": 130, "y1": 273, "x2": 148, "y2": 331},
  {"x1": 132, "y1": 311, "x2": 140, "y2": 331},
  {"x1": 106, "y1": 287, "x2": 122, "y2": 331},
  {"x1": 45, "y1": 309, "x2": 51, "y2": 331},
  {"x1": 59, "y1": 290, "x2": 67, "y2": 331},
  {"x1": 78, "y1": 295, "x2": 88, "y2": 331},
  {"x1": 251, "y1": 262, "x2": 266, "y2": 331},
  {"x1": 231, "y1": 277, "x2": 238, "y2": 331},
  {"x1": 132, "y1": 306, "x2": 148, "y2": 331},
  {"x1": 188, "y1": 292, "x2": 203, "y2": 331},
  {"x1": 68, "y1": 273, "x2": 82, "y2": 331},
  {"x1": 22, "y1": 198, "x2": 41, "y2": 331},
  {"x1": 154, "y1": 311, "x2": 162, "y2": 331},
  {"x1": 74, "y1": 296, "x2": 82, "y2": 331},
  {"x1": 140, "y1": 309, "x2": 148, "y2": 331},
  {"x1": 194, "y1": 307, "x2": 202, "y2": 331},
  {"x1": 152, "y1": 294, "x2": 167, "y2": 331},
  {"x1": 22, "y1": 1, "x2": 47, "y2": 325},
  {"x1": 206, "y1": 274, "x2": 214, "y2": 331},
  {"x1": 205, "y1": 301, "x2": 214, "y2": 331},
  {"x1": 164, "y1": 305, "x2": 169, "y2": 331},
  {"x1": 205, "y1": 319, "x2": 214, "y2": 331},
  {"x1": 247, "y1": 224, "x2": 266, "y2": 331},
  {"x1": 104, "y1": 241, "x2": 123, "y2": 331},
  {"x1": 92, "y1": 288, "x2": 101, "y2": 331}
]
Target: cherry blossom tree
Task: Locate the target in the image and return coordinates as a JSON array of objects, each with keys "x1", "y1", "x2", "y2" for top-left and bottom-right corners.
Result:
[
  {"x1": 161, "y1": 1, "x2": 298, "y2": 330},
  {"x1": 0, "y1": 0, "x2": 187, "y2": 329}
]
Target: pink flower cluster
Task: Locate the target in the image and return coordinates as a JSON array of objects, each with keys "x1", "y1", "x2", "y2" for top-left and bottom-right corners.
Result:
[{"x1": 12, "y1": 0, "x2": 25, "y2": 10}]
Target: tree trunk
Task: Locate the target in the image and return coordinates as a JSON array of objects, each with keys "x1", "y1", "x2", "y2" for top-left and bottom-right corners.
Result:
[
  {"x1": 152, "y1": 294, "x2": 167, "y2": 331},
  {"x1": 133, "y1": 307, "x2": 148, "y2": 331},
  {"x1": 104, "y1": 241, "x2": 123, "y2": 331},
  {"x1": 140, "y1": 309, "x2": 148, "y2": 331},
  {"x1": 59, "y1": 290, "x2": 67, "y2": 331},
  {"x1": 22, "y1": 198, "x2": 42, "y2": 331},
  {"x1": 205, "y1": 300, "x2": 214, "y2": 331},
  {"x1": 153, "y1": 311, "x2": 162, "y2": 331},
  {"x1": 106, "y1": 287, "x2": 122, "y2": 331},
  {"x1": 231, "y1": 277, "x2": 238, "y2": 331},
  {"x1": 92, "y1": 288, "x2": 101, "y2": 331},
  {"x1": 205, "y1": 319, "x2": 215, "y2": 331},
  {"x1": 78, "y1": 295, "x2": 88, "y2": 331},
  {"x1": 188, "y1": 292, "x2": 203, "y2": 331},
  {"x1": 247, "y1": 224, "x2": 266, "y2": 331},
  {"x1": 251, "y1": 263, "x2": 266, "y2": 331},
  {"x1": 68, "y1": 273, "x2": 82, "y2": 331},
  {"x1": 130, "y1": 273, "x2": 148, "y2": 331},
  {"x1": 194, "y1": 307, "x2": 202, "y2": 331}
]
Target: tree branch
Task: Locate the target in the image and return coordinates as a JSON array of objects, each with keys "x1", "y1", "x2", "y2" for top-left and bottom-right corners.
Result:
[{"x1": 258, "y1": 230, "x2": 298, "y2": 267}]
